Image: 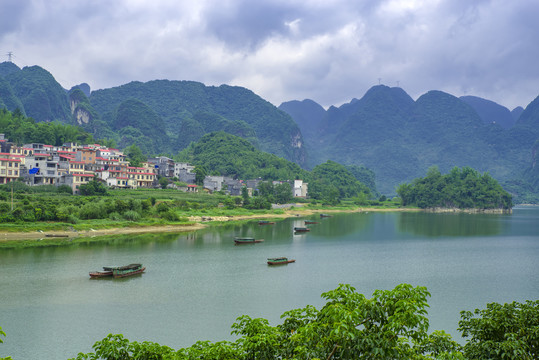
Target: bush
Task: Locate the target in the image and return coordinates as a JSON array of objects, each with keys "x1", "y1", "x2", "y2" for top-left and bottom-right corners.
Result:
[
  {"x1": 57, "y1": 185, "x2": 73, "y2": 194},
  {"x1": 108, "y1": 212, "x2": 122, "y2": 221},
  {"x1": 79, "y1": 202, "x2": 106, "y2": 220},
  {"x1": 67, "y1": 214, "x2": 79, "y2": 224},
  {"x1": 161, "y1": 209, "x2": 180, "y2": 221},
  {"x1": 123, "y1": 210, "x2": 141, "y2": 221},
  {"x1": 156, "y1": 202, "x2": 170, "y2": 213}
]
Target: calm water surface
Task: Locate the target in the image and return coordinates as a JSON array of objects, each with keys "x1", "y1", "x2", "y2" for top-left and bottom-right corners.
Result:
[{"x1": 1, "y1": 207, "x2": 538, "y2": 359}]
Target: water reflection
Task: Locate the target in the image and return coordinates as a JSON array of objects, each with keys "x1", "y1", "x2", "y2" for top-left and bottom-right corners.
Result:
[{"x1": 397, "y1": 212, "x2": 506, "y2": 237}]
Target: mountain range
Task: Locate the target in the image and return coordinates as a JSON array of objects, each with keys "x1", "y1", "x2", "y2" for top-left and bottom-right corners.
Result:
[
  {"x1": 0, "y1": 61, "x2": 538, "y2": 202},
  {"x1": 279, "y1": 86, "x2": 539, "y2": 198}
]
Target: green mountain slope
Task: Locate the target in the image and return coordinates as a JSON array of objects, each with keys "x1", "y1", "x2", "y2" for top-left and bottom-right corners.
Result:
[
  {"x1": 0, "y1": 76, "x2": 25, "y2": 114},
  {"x1": 281, "y1": 86, "x2": 538, "y2": 196},
  {"x1": 4, "y1": 65, "x2": 71, "y2": 123},
  {"x1": 0, "y1": 61, "x2": 20, "y2": 78},
  {"x1": 89, "y1": 80, "x2": 305, "y2": 164},
  {"x1": 178, "y1": 131, "x2": 308, "y2": 180},
  {"x1": 460, "y1": 95, "x2": 515, "y2": 129}
]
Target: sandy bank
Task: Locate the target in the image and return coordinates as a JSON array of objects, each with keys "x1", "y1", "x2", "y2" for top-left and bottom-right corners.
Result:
[{"x1": 0, "y1": 206, "x2": 415, "y2": 242}]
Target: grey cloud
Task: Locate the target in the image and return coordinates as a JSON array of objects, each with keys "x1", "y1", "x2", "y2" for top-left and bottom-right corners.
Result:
[{"x1": 1, "y1": 0, "x2": 537, "y2": 110}]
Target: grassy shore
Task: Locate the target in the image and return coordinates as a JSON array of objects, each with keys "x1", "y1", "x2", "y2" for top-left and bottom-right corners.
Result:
[{"x1": 0, "y1": 204, "x2": 416, "y2": 245}]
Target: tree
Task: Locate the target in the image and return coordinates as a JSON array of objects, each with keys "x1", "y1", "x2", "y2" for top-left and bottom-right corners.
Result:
[
  {"x1": 458, "y1": 300, "x2": 539, "y2": 359},
  {"x1": 273, "y1": 183, "x2": 292, "y2": 204},
  {"x1": 69, "y1": 284, "x2": 464, "y2": 360},
  {"x1": 193, "y1": 166, "x2": 206, "y2": 186},
  {"x1": 158, "y1": 176, "x2": 169, "y2": 189},
  {"x1": 241, "y1": 186, "x2": 250, "y2": 206},
  {"x1": 79, "y1": 179, "x2": 108, "y2": 196},
  {"x1": 0, "y1": 326, "x2": 13, "y2": 360},
  {"x1": 124, "y1": 144, "x2": 146, "y2": 167}
]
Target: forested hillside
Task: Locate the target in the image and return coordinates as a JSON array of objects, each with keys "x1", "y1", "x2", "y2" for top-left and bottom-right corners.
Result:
[
  {"x1": 89, "y1": 80, "x2": 306, "y2": 164},
  {"x1": 1, "y1": 61, "x2": 538, "y2": 202},
  {"x1": 280, "y1": 85, "x2": 539, "y2": 200},
  {"x1": 0, "y1": 63, "x2": 306, "y2": 165}
]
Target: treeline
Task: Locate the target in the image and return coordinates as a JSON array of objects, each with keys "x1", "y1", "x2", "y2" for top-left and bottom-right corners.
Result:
[
  {"x1": 177, "y1": 132, "x2": 375, "y2": 203},
  {"x1": 397, "y1": 166, "x2": 512, "y2": 209},
  {"x1": 0, "y1": 108, "x2": 96, "y2": 146},
  {"x1": 44, "y1": 283, "x2": 537, "y2": 360}
]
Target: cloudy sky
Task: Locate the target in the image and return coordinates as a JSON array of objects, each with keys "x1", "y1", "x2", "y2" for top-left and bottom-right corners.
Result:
[{"x1": 1, "y1": 0, "x2": 537, "y2": 110}]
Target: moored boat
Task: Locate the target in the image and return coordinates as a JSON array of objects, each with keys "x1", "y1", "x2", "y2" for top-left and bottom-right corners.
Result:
[
  {"x1": 234, "y1": 237, "x2": 264, "y2": 244},
  {"x1": 100, "y1": 264, "x2": 146, "y2": 278},
  {"x1": 89, "y1": 270, "x2": 113, "y2": 278},
  {"x1": 294, "y1": 227, "x2": 310, "y2": 232},
  {"x1": 258, "y1": 220, "x2": 275, "y2": 225},
  {"x1": 304, "y1": 220, "x2": 319, "y2": 224},
  {"x1": 320, "y1": 213, "x2": 332, "y2": 218},
  {"x1": 267, "y1": 257, "x2": 296, "y2": 265}
]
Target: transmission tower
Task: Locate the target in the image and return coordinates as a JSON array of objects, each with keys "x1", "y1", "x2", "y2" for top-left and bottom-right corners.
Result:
[{"x1": 6, "y1": 52, "x2": 13, "y2": 62}]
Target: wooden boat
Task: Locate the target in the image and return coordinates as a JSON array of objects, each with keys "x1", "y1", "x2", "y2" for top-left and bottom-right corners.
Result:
[
  {"x1": 234, "y1": 237, "x2": 264, "y2": 244},
  {"x1": 258, "y1": 220, "x2": 275, "y2": 225},
  {"x1": 304, "y1": 220, "x2": 319, "y2": 224},
  {"x1": 294, "y1": 227, "x2": 310, "y2": 232},
  {"x1": 101, "y1": 264, "x2": 146, "y2": 278},
  {"x1": 45, "y1": 234, "x2": 69, "y2": 238},
  {"x1": 89, "y1": 270, "x2": 113, "y2": 278},
  {"x1": 320, "y1": 213, "x2": 332, "y2": 218},
  {"x1": 267, "y1": 257, "x2": 296, "y2": 265}
]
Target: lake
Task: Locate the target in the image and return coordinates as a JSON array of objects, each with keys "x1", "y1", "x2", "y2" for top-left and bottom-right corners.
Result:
[{"x1": 1, "y1": 207, "x2": 538, "y2": 359}]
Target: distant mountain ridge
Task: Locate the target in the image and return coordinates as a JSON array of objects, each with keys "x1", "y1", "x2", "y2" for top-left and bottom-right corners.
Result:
[{"x1": 279, "y1": 86, "x2": 539, "y2": 198}]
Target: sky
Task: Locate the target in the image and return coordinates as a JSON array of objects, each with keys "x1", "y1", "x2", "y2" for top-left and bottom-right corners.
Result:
[{"x1": 1, "y1": 0, "x2": 538, "y2": 110}]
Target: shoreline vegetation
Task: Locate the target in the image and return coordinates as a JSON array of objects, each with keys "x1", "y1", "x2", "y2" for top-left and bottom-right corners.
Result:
[{"x1": 0, "y1": 205, "x2": 514, "y2": 243}]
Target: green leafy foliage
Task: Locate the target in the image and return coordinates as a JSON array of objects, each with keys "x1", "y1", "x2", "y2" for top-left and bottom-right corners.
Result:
[
  {"x1": 78, "y1": 180, "x2": 108, "y2": 196},
  {"x1": 397, "y1": 166, "x2": 512, "y2": 209},
  {"x1": 458, "y1": 300, "x2": 539, "y2": 359}
]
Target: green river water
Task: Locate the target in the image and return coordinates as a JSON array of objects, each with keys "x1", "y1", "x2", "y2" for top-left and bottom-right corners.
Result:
[{"x1": 1, "y1": 207, "x2": 538, "y2": 359}]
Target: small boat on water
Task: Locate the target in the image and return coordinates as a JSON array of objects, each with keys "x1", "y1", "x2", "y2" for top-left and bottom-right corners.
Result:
[
  {"x1": 304, "y1": 220, "x2": 319, "y2": 224},
  {"x1": 89, "y1": 270, "x2": 113, "y2": 278},
  {"x1": 234, "y1": 237, "x2": 264, "y2": 244},
  {"x1": 294, "y1": 227, "x2": 310, "y2": 232},
  {"x1": 258, "y1": 220, "x2": 275, "y2": 225},
  {"x1": 320, "y1": 213, "x2": 332, "y2": 218},
  {"x1": 267, "y1": 257, "x2": 296, "y2": 265},
  {"x1": 90, "y1": 264, "x2": 145, "y2": 278},
  {"x1": 45, "y1": 234, "x2": 69, "y2": 238}
]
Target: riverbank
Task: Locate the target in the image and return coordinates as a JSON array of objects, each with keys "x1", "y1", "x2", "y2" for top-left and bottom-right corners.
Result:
[{"x1": 0, "y1": 206, "x2": 416, "y2": 242}]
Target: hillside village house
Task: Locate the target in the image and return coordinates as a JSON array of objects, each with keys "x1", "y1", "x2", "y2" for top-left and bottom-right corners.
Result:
[{"x1": 0, "y1": 134, "x2": 307, "y2": 198}]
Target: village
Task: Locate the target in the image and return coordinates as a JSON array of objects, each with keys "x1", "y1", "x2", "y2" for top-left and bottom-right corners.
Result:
[{"x1": 0, "y1": 133, "x2": 308, "y2": 198}]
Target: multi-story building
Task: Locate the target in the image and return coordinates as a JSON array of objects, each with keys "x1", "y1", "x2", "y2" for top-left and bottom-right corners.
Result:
[
  {"x1": 22, "y1": 153, "x2": 60, "y2": 185},
  {"x1": 0, "y1": 155, "x2": 21, "y2": 184},
  {"x1": 148, "y1": 156, "x2": 175, "y2": 178}
]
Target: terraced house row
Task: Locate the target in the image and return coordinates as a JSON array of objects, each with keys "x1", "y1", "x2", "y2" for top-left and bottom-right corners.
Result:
[{"x1": 0, "y1": 134, "x2": 157, "y2": 194}]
